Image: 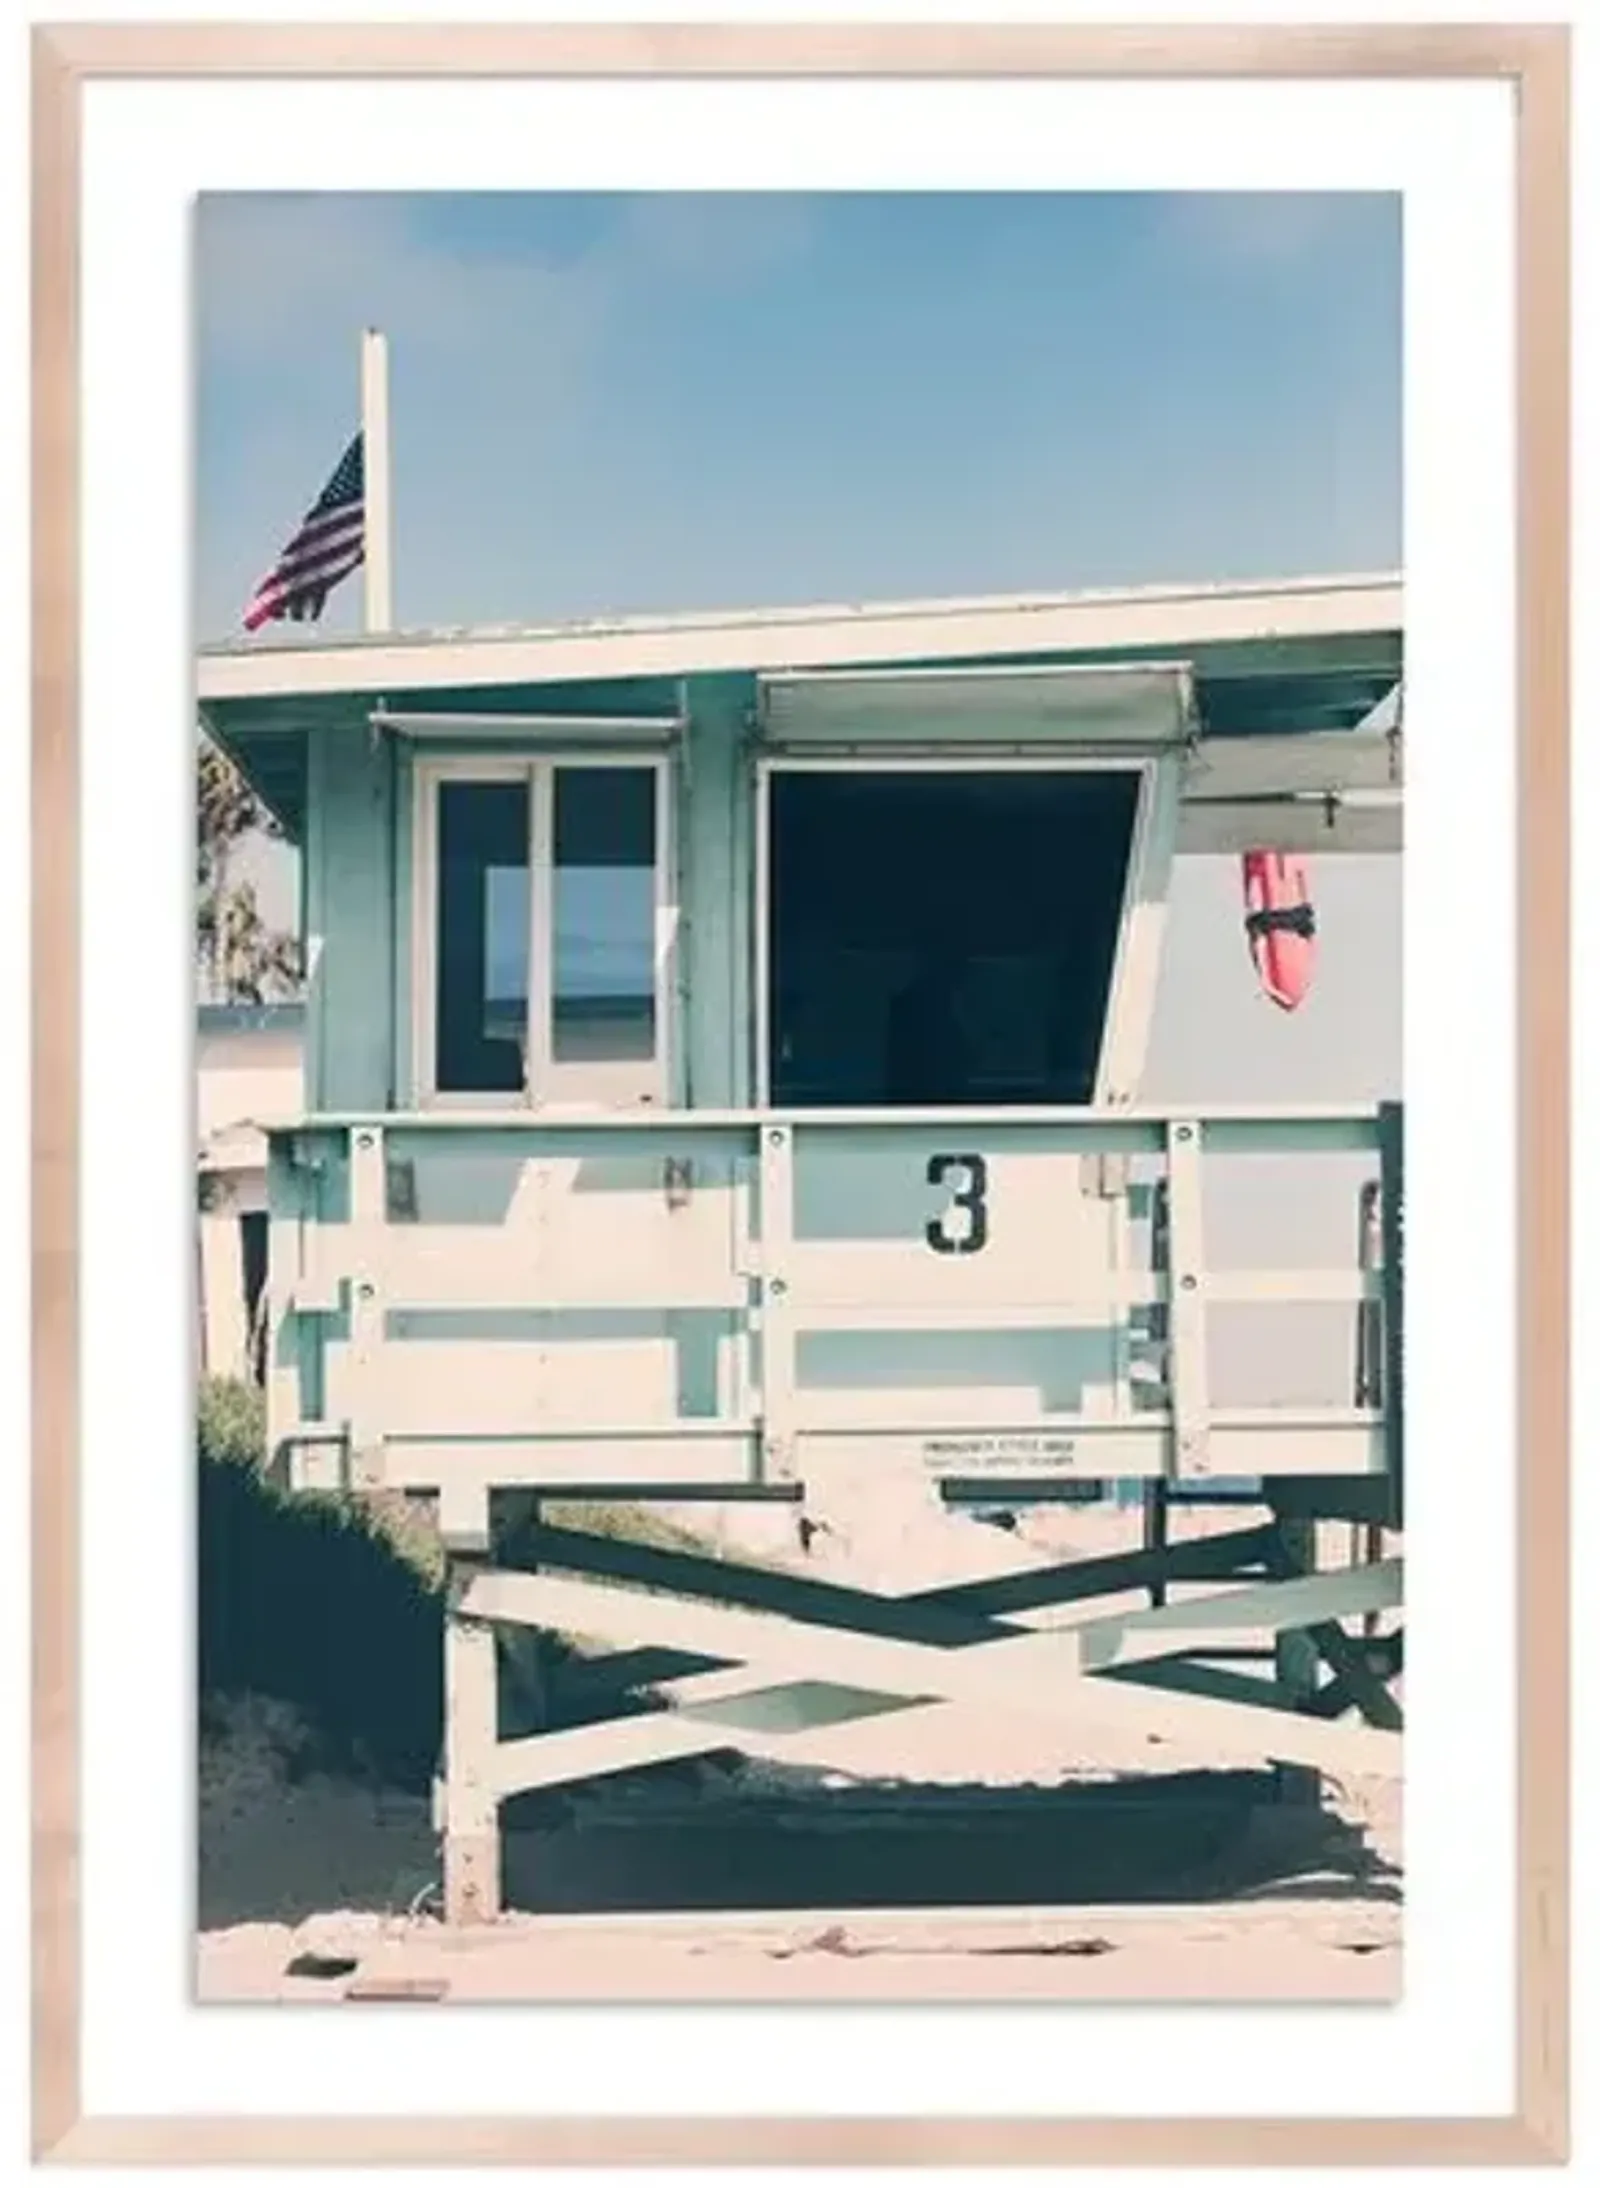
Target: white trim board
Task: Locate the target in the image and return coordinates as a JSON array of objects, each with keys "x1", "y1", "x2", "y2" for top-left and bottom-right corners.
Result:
[{"x1": 197, "y1": 571, "x2": 1402, "y2": 702}]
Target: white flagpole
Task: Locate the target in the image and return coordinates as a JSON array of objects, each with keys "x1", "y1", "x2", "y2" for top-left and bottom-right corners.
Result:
[{"x1": 360, "y1": 327, "x2": 393, "y2": 632}]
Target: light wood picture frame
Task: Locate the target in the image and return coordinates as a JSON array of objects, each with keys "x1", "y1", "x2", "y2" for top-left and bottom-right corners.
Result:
[{"x1": 32, "y1": 20, "x2": 1569, "y2": 2167}]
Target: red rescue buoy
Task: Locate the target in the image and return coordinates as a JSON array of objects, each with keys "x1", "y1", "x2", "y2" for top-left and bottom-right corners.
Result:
[{"x1": 1241, "y1": 849, "x2": 1316, "y2": 1011}]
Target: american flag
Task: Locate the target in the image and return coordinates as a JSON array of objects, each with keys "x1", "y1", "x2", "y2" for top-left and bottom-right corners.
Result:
[{"x1": 242, "y1": 433, "x2": 365, "y2": 630}]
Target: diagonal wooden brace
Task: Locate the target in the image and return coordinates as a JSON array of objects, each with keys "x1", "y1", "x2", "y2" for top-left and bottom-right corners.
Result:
[{"x1": 461, "y1": 1565, "x2": 1402, "y2": 1779}]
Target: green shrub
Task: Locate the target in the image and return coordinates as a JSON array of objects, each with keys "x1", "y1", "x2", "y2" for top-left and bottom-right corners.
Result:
[
  {"x1": 538, "y1": 1499, "x2": 718, "y2": 1558},
  {"x1": 196, "y1": 1377, "x2": 444, "y2": 1791},
  {"x1": 197, "y1": 1374, "x2": 268, "y2": 1470},
  {"x1": 194, "y1": 1383, "x2": 746, "y2": 1787}
]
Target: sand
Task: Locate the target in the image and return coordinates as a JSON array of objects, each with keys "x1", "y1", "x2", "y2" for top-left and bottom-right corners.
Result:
[{"x1": 196, "y1": 1495, "x2": 1401, "y2": 2005}]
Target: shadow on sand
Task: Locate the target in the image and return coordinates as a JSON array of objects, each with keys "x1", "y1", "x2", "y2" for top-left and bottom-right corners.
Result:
[
  {"x1": 497, "y1": 1756, "x2": 1399, "y2": 1918},
  {"x1": 194, "y1": 1419, "x2": 1398, "y2": 1934},
  {"x1": 197, "y1": 1728, "x2": 1398, "y2": 1934}
]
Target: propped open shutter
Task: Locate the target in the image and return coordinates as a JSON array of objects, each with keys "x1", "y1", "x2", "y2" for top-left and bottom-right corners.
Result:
[
  {"x1": 1183, "y1": 727, "x2": 1401, "y2": 800},
  {"x1": 757, "y1": 662, "x2": 1195, "y2": 750},
  {"x1": 1177, "y1": 726, "x2": 1403, "y2": 854},
  {"x1": 369, "y1": 706, "x2": 684, "y2": 749}
]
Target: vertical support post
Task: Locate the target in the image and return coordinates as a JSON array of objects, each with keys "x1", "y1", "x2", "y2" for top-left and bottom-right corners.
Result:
[
  {"x1": 1353, "y1": 1179, "x2": 1384, "y2": 1407},
  {"x1": 197, "y1": 1177, "x2": 248, "y2": 1380},
  {"x1": 346, "y1": 1125, "x2": 386, "y2": 1488},
  {"x1": 1273, "y1": 1519, "x2": 1322, "y2": 1709},
  {"x1": 1141, "y1": 1175, "x2": 1172, "y2": 1597},
  {"x1": 495, "y1": 1495, "x2": 548, "y2": 1738},
  {"x1": 443, "y1": 1567, "x2": 501, "y2": 1925},
  {"x1": 729, "y1": 1141, "x2": 761, "y2": 1455},
  {"x1": 757, "y1": 1121, "x2": 796, "y2": 1484},
  {"x1": 360, "y1": 327, "x2": 392, "y2": 633},
  {"x1": 1142, "y1": 1482, "x2": 1170, "y2": 1609},
  {"x1": 1352, "y1": 1176, "x2": 1385, "y2": 1628},
  {"x1": 263, "y1": 1135, "x2": 302, "y2": 1466},
  {"x1": 1163, "y1": 1120, "x2": 1210, "y2": 1482},
  {"x1": 1377, "y1": 1101, "x2": 1405, "y2": 1532},
  {"x1": 439, "y1": 1474, "x2": 491, "y2": 1554}
]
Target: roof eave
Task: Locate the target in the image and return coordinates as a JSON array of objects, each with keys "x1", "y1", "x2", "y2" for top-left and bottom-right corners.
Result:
[{"x1": 195, "y1": 571, "x2": 1403, "y2": 707}]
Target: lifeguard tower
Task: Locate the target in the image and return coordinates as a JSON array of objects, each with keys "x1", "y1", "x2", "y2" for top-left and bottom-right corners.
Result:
[{"x1": 197, "y1": 569, "x2": 1403, "y2": 1923}]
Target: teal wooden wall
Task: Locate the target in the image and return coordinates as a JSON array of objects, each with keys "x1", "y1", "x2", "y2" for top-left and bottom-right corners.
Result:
[
  {"x1": 305, "y1": 721, "x2": 399, "y2": 1112},
  {"x1": 680, "y1": 679, "x2": 754, "y2": 1109}
]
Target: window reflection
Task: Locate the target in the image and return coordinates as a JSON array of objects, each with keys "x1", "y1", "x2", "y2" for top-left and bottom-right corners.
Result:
[{"x1": 552, "y1": 768, "x2": 657, "y2": 1065}]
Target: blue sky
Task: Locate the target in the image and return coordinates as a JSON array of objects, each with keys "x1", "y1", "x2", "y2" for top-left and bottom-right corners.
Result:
[{"x1": 195, "y1": 190, "x2": 1400, "y2": 640}]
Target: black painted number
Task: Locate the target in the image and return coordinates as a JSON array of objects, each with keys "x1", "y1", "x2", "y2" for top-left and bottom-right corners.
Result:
[{"x1": 926, "y1": 1153, "x2": 989, "y2": 1255}]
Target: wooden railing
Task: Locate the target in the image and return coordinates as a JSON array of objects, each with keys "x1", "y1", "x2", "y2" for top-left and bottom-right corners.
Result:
[{"x1": 264, "y1": 1103, "x2": 1402, "y2": 1515}]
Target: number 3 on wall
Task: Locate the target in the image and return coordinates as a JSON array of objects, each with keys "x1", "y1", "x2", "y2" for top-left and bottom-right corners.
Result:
[{"x1": 926, "y1": 1153, "x2": 989, "y2": 1255}]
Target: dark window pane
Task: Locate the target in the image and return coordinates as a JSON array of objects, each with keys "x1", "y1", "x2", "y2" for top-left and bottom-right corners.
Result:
[
  {"x1": 435, "y1": 781, "x2": 529, "y2": 1093},
  {"x1": 768, "y1": 769, "x2": 1141, "y2": 1107},
  {"x1": 552, "y1": 768, "x2": 657, "y2": 1066}
]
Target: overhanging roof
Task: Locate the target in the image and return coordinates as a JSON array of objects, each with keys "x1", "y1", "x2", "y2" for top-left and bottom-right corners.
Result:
[
  {"x1": 197, "y1": 570, "x2": 1400, "y2": 703},
  {"x1": 197, "y1": 572, "x2": 1402, "y2": 851}
]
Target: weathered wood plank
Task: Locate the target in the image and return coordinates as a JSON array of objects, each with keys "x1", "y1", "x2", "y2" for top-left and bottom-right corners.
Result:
[
  {"x1": 459, "y1": 1566, "x2": 1401, "y2": 1777},
  {"x1": 490, "y1": 1705, "x2": 733, "y2": 1798},
  {"x1": 1378, "y1": 1100, "x2": 1405, "y2": 1526},
  {"x1": 1072, "y1": 1559, "x2": 1404, "y2": 1672},
  {"x1": 755, "y1": 1123, "x2": 797, "y2": 1481},
  {"x1": 373, "y1": 1432, "x2": 760, "y2": 1492},
  {"x1": 796, "y1": 1419, "x2": 1384, "y2": 1478},
  {"x1": 512, "y1": 1514, "x2": 1276, "y2": 1638},
  {"x1": 437, "y1": 1475, "x2": 491, "y2": 1554},
  {"x1": 1164, "y1": 1118, "x2": 1210, "y2": 1481},
  {"x1": 443, "y1": 1594, "x2": 500, "y2": 1924}
]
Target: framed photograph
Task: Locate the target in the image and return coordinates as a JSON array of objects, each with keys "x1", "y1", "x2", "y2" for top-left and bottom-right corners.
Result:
[{"x1": 32, "y1": 18, "x2": 1569, "y2": 2167}]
